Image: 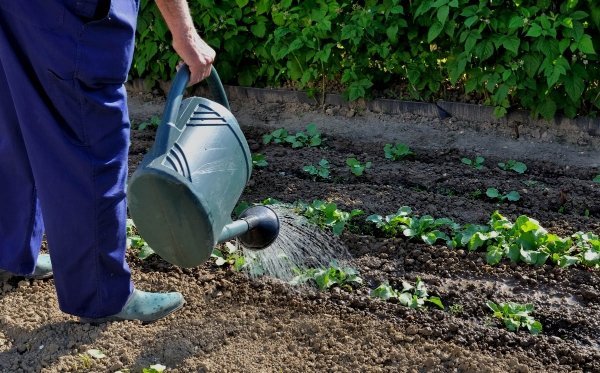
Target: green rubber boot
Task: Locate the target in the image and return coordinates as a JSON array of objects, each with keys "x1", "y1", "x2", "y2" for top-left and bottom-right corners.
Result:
[
  {"x1": 0, "y1": 253, "x2": 53, "y2": 281},
  {"x1": 80, "y1": 289, "x2": 185, "y2": 324}
]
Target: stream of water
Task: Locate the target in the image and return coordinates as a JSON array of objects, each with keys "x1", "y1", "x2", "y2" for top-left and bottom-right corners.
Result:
[{"x1": 240, "y1": 205, "x2": 350, "y2": 281}]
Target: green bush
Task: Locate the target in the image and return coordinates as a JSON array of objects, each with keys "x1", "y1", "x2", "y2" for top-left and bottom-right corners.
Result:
[{"x1": 132, "y1": 0, "x2": 599, "y2": 119}]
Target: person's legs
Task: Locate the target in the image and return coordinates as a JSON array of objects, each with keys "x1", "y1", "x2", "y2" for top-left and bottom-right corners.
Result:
[
  {"x1": 0, "y1": 57, "x2": 45, "y2": 276},
  {"x1": 0, "y1": 1, "x2": 134, "y2": 318}
]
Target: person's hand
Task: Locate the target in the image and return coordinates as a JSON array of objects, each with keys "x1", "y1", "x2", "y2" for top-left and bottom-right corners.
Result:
[{"x1": 172, "y1": 31, "x2": 216, "y2": 85}]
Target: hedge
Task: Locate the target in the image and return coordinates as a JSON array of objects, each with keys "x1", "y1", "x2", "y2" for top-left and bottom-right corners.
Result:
[{"x1": 133, "y1": 0, "x2": 599, "y2": 119}]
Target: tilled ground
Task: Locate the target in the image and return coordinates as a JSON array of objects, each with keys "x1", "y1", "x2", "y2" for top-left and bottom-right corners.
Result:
[{"x1": 1, "y1": 97, "x2": 599, "y2": 372}]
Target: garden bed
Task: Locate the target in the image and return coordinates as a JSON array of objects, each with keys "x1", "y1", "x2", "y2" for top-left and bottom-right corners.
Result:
[{"x1": 0, "y1": 95, "x2": 599, "y2": 372}]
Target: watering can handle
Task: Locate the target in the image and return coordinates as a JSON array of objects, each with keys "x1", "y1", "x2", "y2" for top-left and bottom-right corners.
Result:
[{"x1": 162, "y1": 64, "x2": 231, "y2": 126}]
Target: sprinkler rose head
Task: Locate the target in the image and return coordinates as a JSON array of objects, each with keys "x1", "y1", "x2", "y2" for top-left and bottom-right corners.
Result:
[{"x1": 238, "y1": 206, "x2": 280, "y2": 250}]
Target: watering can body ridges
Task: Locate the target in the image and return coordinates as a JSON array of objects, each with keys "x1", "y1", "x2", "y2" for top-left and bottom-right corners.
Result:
[{"x1": 128, "y1": 66, "x2": 264, "y2": 268}]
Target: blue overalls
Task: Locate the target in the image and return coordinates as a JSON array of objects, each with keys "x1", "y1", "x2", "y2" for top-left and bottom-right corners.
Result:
[{"x1": 0, "y1": 0, "x2": 139, "y2": 318}]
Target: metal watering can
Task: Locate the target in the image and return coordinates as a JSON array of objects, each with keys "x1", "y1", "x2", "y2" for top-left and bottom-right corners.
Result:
[{"x1": 128, "y1": 65, "x2": 279, "y2": 268}]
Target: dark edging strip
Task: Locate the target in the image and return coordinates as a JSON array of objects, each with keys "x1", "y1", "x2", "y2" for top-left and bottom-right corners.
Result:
[{"x1": 223, "y1": 85, "x2": 600, "y2": 138}]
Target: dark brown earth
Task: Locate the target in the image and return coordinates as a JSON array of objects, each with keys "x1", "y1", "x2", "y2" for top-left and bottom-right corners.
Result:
[{"x1": 0, "y1": 92, "x2": 599, "y2": 373}]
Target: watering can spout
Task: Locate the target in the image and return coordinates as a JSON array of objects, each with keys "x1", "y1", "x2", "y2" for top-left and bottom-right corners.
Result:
[{"x1": 218, "y1": 206, "x2": 280, "y2": 250}]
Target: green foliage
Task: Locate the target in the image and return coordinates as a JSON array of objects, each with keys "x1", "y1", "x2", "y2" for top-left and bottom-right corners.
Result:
[
  {"x1": 134, "y1": 0, "x2": 599, "y2": 119},
  {"x1": 126, "y1": 219, "x2": 155, "y2": 260},
  {"x1": 346, "y1": 157, "x2": 372, "y2": 176},
  {"x1": 498, "y1": 160, "x2": 527, "y2": 174},
  {"x1": 486, "y1": 187, "x2": 521, "y2": 202},
  {"x1": 142, "y1": 364, "x2": 167, "y2": 373},
  {"x1": 290, "y1": 261, "x2": 363, "y2": 290},
  {"x1": 487, "y1": 301, "x2": 542, "y2": 335},
  {"x1": 371, "y1": 278, "x2": 444, "y2": 310},
  {"x1": 593, "y1": 174, "x2": 600, "y2": 183},
  {"x1": 135, "y1": 115, "x2": 161, "y2": 131},
  {"x1": 263, "y1": 124, "x2": 323, "y2": 148},
  {"x1": 461, "y1": 156, "x2": 485, "y2": 170},
  {"x1": 252, "y1": 153, "x2": 268, "y2": 168},
  {"x1": 384, "y1": 143, "x2": 414, "y2": 160},
  {"x1": 296, "y1": 200, "x2": 363, "y2": 235},
  {"x1": 303, "y1": 159, "x2": 331, "y2": 179},
  {"x1": 211, "y1": 242, "x2": 247, "y2": 271},
  {"x1": 367, "y1": 206, "x2": 459, "y2": 244}
]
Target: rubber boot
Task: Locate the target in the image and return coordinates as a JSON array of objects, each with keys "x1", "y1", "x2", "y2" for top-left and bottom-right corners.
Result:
[
  {"x1": 79, "y1": 289, "x2": 185, "y2": 324},
  {"x1": 0, "y1": 254, "x2": 53, "y2": 281}
]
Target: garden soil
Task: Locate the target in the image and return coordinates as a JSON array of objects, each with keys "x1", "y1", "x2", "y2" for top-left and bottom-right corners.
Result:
[{"x1": 1, "y1": 92, "x2": 599, "y2": 373}]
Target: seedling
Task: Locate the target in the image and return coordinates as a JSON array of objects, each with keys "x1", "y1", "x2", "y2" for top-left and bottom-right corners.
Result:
[
  {"x1": 211, "y1": 242, "x2": 247, "y2": 271},
  {"x1": 296, "y1": 200, "x2": 363, "y2": 235},
  {"x1": 449, "y1": 304, "x2": 464, "y2": 315},
  {"x1": 290, "y1": 261, "x2": 363, "y2": 290},
  {"x1": 498, "y1": 160, "x2": 527, "y2": 174},
  {"x1": 572, "y1": 232, "x2": 600, "y2": 267},
  {"x1": 370, "y1": 278, "x2": 444, "y2": 310},
  {"x1": 384, "y1": 143, "x2": 414, "y2": 160},
  {"x1": 303, "y1": 158, "x2": 331, "y2": 179},
  {"x1": 367, "y1": 206, "x2": 459, "y2": 245},
  {"x1": 136, "y1": 115, "x2": 160, "y2": 131},
  {"x1": 594, "y1": 175, "x2": 600, "y2": 183},
  {"x1": 346, "y1": 157, "x2": 372, "y2": 176},
  {"x1": 263, "y1": 124, "x2": 323, "y2": 148},
  {"x1": 252, "y1": 153, "x2": 268, "y2": 168},
  {"x1": 126, "y1": 219, "x2": 155, "y2": 259},
  {"x1": 142, "y1": 365, "x2": 167, "y2": 373},
  {"x1": 486, "y1": 187, "x2": 521, "y2": 202},
  {"x1": 486, "y1": 301, "x2": 542, "y2": 335},
  {"x1": 461, "y1": 156, "x2": 485, "y2": 170}
]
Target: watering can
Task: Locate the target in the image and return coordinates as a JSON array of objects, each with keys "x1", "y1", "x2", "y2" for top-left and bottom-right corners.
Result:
[{"x1": 127, "y1": 65, "x2": 279, "y2": 268}]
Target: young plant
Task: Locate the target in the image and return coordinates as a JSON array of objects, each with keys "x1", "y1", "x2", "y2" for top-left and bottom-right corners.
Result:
[
  {"x1": 384, "y1": 143, "x2": 414, "y2": 160},
  {"x1": 252, "y1": 153, "x2": 268, "y2": 168},
  {"x1": 486, "y1": 301, "x2": 542, "y2": 335},
  {"x1": 126, "y1": 219, "x2": 155, "y2": 260},
  {"x1": 367, "y1": 206, "x2": 459, "y2": 245},
  {"x1": 142, "y1": 364, "x2": 167, "y2": 373},
  {"x1": 461, "y1": 156, "x2": 485, "y2": 170},
  {"x1": 290, "y1": 261, "x2": 363, "y2": 291},
  {"x1": 572, "y1": 232, "x2": 600, "y2": 267},
  {"x1": 371, "y1": 278, "x2": 444, "y2": 310},
  {"x1": 303, "y1": 159, "x2": 331, "y2": 179},
  {"x1": 263, "y1": 124, "x2": 323, "y2": 148},
  {"x1": 211, "y1": 242, "x2": 247, "y2": 272},
  {"x1": 486, "y1": 188, "x2": 521, "y2": 202},
  {"x1": 346, "y1": 157, "x2": 372, "y2": 176},
  {"x1": 594, "y1": 175, "x2": 600, "y2": 183},
  {"x1": 498, "y1": 160, "x2": 527, "y2": 174},
  {"x1": 296, "y1": 200, "x2": 363, "y2": 235},
  {"x1": 136, "y1": 115, "x2": 160, "y2": 131}
]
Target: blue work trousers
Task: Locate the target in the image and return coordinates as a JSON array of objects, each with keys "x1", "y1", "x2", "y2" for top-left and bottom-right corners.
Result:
[{"x1": 0, "y1": 0, "x2": 139, "y2": 318}]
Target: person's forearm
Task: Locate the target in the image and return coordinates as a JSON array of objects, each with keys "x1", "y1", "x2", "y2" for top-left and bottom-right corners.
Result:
[
  {"x1": 154, "y1": 0, "x2": 195, "y2": 44},
  {"x1": 154, "y1": 0, "x2": 216, "y2": 85}
]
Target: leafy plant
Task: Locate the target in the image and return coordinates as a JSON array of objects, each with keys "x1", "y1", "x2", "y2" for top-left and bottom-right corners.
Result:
[
  {"x1": 593, "y1": 175, "x2": 600, "y2": 183},
  {"x1": 486, "y1": 187, "x2": 521, "y2": 202},
  {"x1": 136, "y1": 115, "x2": 161, "y2": 131},
  {"x1": 346, "y1": 157, "x2": 372, "y2": 176},
  {"x1": 384, "y1": 143, "x2": 414, "y2": 160},
  {"x1": 303, "y1": 158, "x2": 331, "y2": 179},
  {"x1": 371, "y1": 278, "x2": 444, "y2": 310},
  {"x1": 211, "y1": 242, "x2": 247, "y2": 272},
  {"x1": 367, "y1": 206, "x2": 459, "y2": 245},
  {"x1": 126, "y1": 219, "x2": 155, "y2": 260},
  {"x1": 290, "y1": 261, "x2": 363, "y2": 291},
  {"x1": 461, "y1": 156, "x2": 485, "y2": 170},
  {"x1": 142, "y1": 364, "x2": 167, "y2": 373},
  {"x1": 263, "y1": 124, "x2": 323, "y2": 148},
  {"x1": 252, "y1": 153, "x2": 268, "y2": 168},
  {"x1": 487, "y1": 301, "x2": 542, "y2": 335},
  {"x1": 296, "y1": 200, "x2": 363, "y2": 236},
  {"x1": 498, "y1": 160, "x2": 527, "y2": 174}
]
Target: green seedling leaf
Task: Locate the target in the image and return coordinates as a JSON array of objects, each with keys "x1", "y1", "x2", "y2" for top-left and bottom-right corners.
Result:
[
  {"x1": 593, "y1": 175, "x2": 600, "y2": 183},
  {"x1": 372, "y1": 278, "x2": 443, "y2": 310},
  {"x1": 384, "y1": 143, "x2": 414, "y2": 160},
  {"x1": 87, "y1": 349, "x2": 106, "y2": 359},
  {"x1": 487, "y1": 301, "x2": 542, "y2": 335},
  {"x1": 346, "y1": 157, "x2": 372, "y2": 176},
  {"x1": 252, "y1": 153, "x2": 268, "y2": 168},
  {"x1": 498, "y1": 160, "x2": 527, "y2": 174},
  {"x1": 461, "y1": 156, "x2": 485, "y2": 169},
  {"x1": 303, "y1": 158, "x2": 331, "y2": 179}
]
